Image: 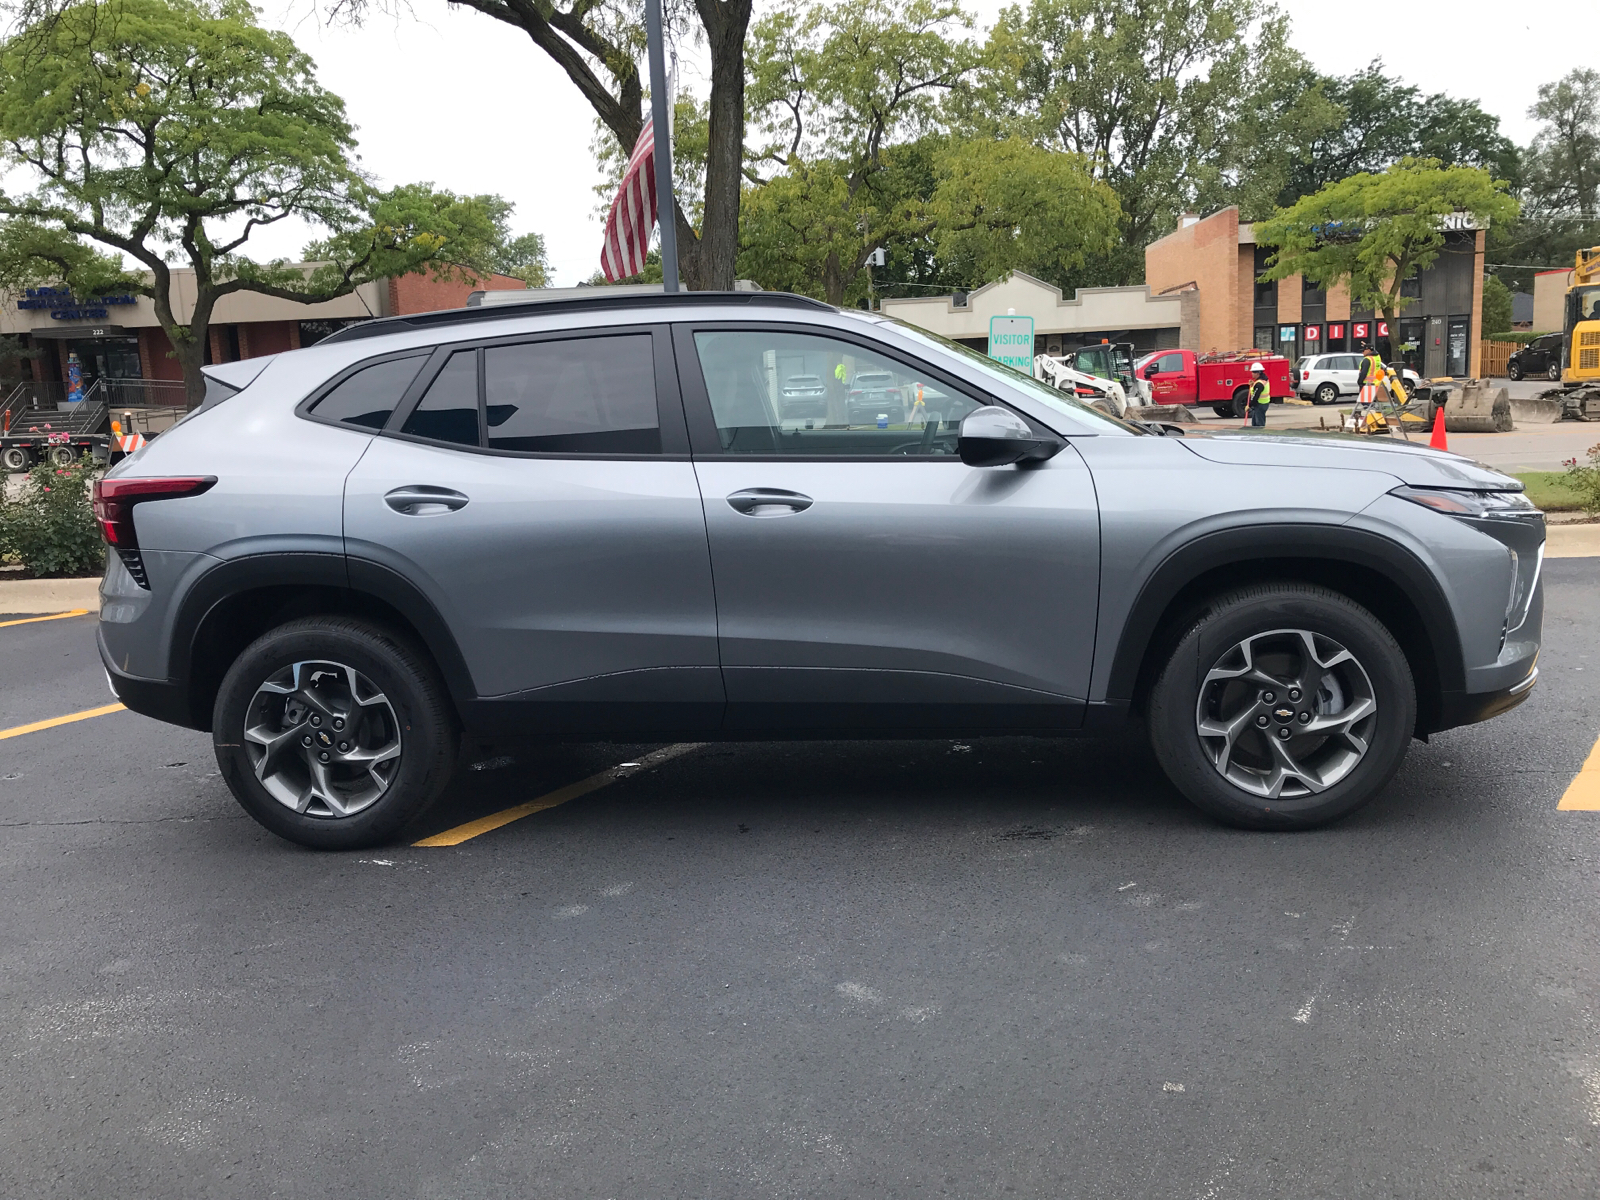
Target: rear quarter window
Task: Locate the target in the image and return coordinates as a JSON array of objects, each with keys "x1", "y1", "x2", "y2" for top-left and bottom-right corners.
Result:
[{"x1": 310, "y1": 355, "x2": 426, "y2": 430}]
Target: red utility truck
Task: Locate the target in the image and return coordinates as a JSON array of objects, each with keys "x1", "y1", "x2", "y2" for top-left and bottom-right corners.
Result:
[{"x1": 1134, "y1": 349, "x2": 1294, "y2": 417}]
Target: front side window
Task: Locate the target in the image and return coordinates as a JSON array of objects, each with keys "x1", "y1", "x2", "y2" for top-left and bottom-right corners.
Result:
[
  {"x1": 484, "y1": 335, "x2": 658, "y2": 454},
  {"x1": 692, "y1": 330, "x2": 984, "y2": 456},
  {"x1": 1154, "y1": 352, "x2": 1185, "y2": 374},
  {"x1": 310, "y1": 355, "x2": 425, "y2": 430}
]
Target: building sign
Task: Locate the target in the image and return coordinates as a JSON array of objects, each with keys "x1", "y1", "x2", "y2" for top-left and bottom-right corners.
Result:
[
  {"x1": 16, "y1": 286, "x2": 137, "y2": 322},
  {"x1": 987, "y1": 314, "x2": 1035, "y2": 373},
  {"x1": 1328, "y1": 323, "x2": 1345, "y2": 340},
  {"x1": 1353, "y1": 322, "x2": 1369, "y2": 340},
  {"x1": 1376, "y1": 321, "x2": 1389, "y2": 337},
  {"x1": 1304, "y1": 325, "x2": 1320, "y2": 343},
  {"x1": 1279, "y1": 327, "x2": 1296, "y2": 343}
]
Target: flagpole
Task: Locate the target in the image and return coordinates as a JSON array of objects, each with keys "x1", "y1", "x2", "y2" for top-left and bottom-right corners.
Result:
[{"x1": 645, "y1": 0, "x2": 680, "y2": 293}]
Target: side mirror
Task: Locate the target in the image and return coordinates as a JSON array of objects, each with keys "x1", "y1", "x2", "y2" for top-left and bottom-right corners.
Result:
[
  {"x1": 1143, "y1": 363, "x2": 1159, "y2": 378},
  {"x1": 958, "y1": 406, "x2": 1062, "y2": 467}
]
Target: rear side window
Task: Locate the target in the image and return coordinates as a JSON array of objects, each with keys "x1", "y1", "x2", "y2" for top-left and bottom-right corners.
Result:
[
  {"x1": 483, "y1": 335, "x2": 659, "y2": 454},
  {"x1": 311, "y1": 355, "x2": 424, "y2": 429},
  {"x1": 402, "y1": 351, "x2": 479, "y2": 446}
]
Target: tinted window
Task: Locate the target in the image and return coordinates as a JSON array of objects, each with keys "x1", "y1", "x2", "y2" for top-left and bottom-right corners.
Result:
[
  {"x1": 402, "y1": 351, "x2": 479, "y2": 447},
  {"x1": 1155, "y1": 352, "x2": 1185, "y2": 373},
  {"x1": 693, "y1": 330, "x2": 983, "y2": 456},
  {"x1": 311, "y1": 356, "x2": 424, "y2": 429},
  {"x1": 484, "y1": 335, "x2": 659, "y2": 454}
]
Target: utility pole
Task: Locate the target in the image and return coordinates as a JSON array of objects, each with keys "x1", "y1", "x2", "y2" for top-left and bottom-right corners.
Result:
[{"x1": 644, "y1": 0, "x2": 679, "y2": 292}]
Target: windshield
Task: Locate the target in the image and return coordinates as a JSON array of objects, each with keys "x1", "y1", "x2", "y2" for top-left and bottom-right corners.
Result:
[{"x1": 863, "y1": 314, "x2": 1141, "y2": 434}]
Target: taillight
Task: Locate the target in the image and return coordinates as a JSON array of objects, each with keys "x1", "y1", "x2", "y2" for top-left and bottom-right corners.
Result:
[{"x1": 92, "y1": 476, "x2": 215, "y2": 589}]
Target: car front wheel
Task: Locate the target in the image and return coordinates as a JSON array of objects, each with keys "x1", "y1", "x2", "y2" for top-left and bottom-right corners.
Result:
[
  {"x1": 1548, "y1": 360, "x2": 1562, "y2": 382},
  {"x1": 1507, "y1": 361, "x2": 1523, "y2": 381},
  {"x1": 1147, "y1": 584, "x2": 1415, "y2": 830},
  {"x1": 213, "y1": 617, "x2": 458, "y2": 850},
  {"x1": 1315, "y1": 382, "x2": 1339, "y2": 405}
]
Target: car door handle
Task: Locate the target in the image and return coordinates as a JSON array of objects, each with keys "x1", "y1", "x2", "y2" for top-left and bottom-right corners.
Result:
[
  {"x1": 725, "y1": 488, "x2": 813, "y2": 517},
  {"x1": 384, "y1": 485, "x2": 470, "y2": 515}
]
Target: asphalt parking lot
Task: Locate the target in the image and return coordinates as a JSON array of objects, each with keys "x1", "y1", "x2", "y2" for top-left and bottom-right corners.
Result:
[{"x1": 2, "y1": 564, "x2": 1599, "y2": 1199}]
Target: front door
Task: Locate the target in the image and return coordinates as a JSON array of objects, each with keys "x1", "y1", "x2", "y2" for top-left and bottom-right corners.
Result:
[
  {"x1": 677, "y1": 325, "x2": 1101, "y2": 734},
  {"x1": 342, "y1": 326, "x2": 722, "y2": 732}
]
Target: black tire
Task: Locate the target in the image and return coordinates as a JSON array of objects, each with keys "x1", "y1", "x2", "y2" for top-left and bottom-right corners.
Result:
[
  {"x1": 1548, "y1": 360, "x2": 1562, "y2": 382},
  {"x1": 49, "y1": 445, "x2": 77, "y2": 467},
  {"x1": 1147, "y1": 584, "x2": 1415, "y2": 830},
  {"x1": 213, "y1": 617, "x2": 458, "y2": 850},
  {"x1": 1230, "y1": 388, "x2": 1248, "y2": 418},
  {"x1": 1315, "y1": 382, "x2": 1339, "y2": 405},
  {"x1": 2, "y1": 446, "x2": 32, "y2": 471},
  {"x1": 1211, "y1": 403, "x2": 1232, "y2": 418},
  {"x1": 1402, "y1": 378, "x2": 1416, "y2": 402},
  {"x1": 1507, "y1": 361, "x2": 1522, "y2": 382}
]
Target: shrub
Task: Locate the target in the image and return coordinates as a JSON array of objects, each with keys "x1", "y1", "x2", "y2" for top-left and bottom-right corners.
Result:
[
  {"x1": 0, "y1": 458, "x2": 105, "y2": 577},
  {"x1": 1561, "y1": 444, "x2": 1600, "y2": 517}
]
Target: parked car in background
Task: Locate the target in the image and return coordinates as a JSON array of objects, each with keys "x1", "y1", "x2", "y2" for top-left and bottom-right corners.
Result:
[
  {"x1": 779, "y1": 373, "x2": 828, "y2": 420},
  {"x1": 1506, "y1": 334, "x2": 1564, "y2": 383},
  {"x1": 847, "y1": 370, "x2": 903, "y2": 425},
  {"x1": 98, "y1": 290, "x2": 1544, "y2": 850},
  {"x1": 1295, "y1": 354, "x2": 1423, "y2": 404}
]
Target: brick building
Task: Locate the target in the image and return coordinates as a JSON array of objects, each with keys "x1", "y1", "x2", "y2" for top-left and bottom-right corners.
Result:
[
  {"x1": 2, "y1": 267, "x2": 528, "y2": 394},
  {"x1": 1145, "y1": 208, "x2": 1488, "y2": 378}
]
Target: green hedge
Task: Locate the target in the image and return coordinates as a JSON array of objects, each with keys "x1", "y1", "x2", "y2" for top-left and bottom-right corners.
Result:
[
  {"x1": 1484, "y1": 331, "x2": 1556, "y2": 344},
  {"x1": 0, "y1": 460, "x2": 105, "y2": 577}
]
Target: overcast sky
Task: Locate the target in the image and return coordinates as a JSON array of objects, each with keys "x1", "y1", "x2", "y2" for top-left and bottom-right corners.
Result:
[{"x1": 251, "y1": 0, "x2": 1597, "y2": 286}]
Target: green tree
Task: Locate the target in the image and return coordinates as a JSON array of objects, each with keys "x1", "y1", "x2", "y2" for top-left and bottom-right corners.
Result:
[
  {"x1": 971, "y1": 0, "x2": 1323, "y2": 285},
  {"x1": 1256, "y1": 159, "x2": 1519, "y2": 334},
  {"x1": 1480, "y1": 273, "x2": 1513, "y2": 334},
  {"x1": 926, "y1": 138, "x2": 1120, "y2": 288},
  {"x1": 1278, "y1": 66, "x2": 1518, "y2": 208},
  {"x1": 740, "y1": 0, "x2": 977, "y2": 304},
  {"x1": 470, "y1": 195, "x2": 550, "y2": 286},
  {"x1": 0, "y1": 0, "x2": 500, "y2": 408},
  {"x1": 1525, "y1": 68, "x2": 1600, "y2": 222}
]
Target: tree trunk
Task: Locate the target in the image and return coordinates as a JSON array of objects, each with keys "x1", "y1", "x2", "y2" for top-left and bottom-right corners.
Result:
[
  {"x1": 173, "y1": 334, "x2": 207, "y2": 411},
  {"x1": 696, "y1": 0, "x2": 752, "y2": 291}
]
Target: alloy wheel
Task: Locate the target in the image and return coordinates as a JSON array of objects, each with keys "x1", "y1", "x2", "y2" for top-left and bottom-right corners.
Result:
[
  {"x1": 243, "y1": 660, "x2": 403, "y2": 818},
  {"x1": 1194, "y1": 628, "x2": 1377, "y2": 799}
]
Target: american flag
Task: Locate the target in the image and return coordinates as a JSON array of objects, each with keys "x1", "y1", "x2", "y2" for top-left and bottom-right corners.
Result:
[{"x1": 600, "y1": 118, "x2": 658, "y2": 282}]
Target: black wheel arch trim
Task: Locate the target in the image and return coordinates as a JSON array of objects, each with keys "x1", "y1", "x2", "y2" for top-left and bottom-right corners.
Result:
[
  {"x1": 167, "y1": 551, "x2": 478, "y2": 727},
  {"x1": 1104, "y1": 522, "x2": 1466, "y2": 704}
]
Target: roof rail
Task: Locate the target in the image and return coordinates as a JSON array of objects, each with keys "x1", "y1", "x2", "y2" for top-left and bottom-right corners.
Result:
[{"x1": 319, "y1": 290, "x2": 836, "y2": 345}]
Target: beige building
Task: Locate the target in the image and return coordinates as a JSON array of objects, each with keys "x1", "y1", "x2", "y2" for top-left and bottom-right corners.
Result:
[
  {"x1": 1146, "y1": 207, "x2": 1488, "y2": 378},
  {"x1": 1532, "y1": 268, "x2": 1574, "y2": 334},
  {"x1": 879, "y1": 271, "x2": 1195, "y2": 357}
]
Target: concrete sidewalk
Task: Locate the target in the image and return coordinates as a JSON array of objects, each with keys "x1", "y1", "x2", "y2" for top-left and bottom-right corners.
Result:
[{"x1": 0, "y1": 576, "x2": 101, "y2": 616}]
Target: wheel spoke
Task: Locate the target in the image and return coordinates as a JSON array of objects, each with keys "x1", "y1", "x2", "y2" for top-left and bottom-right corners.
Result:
[
  {"x1": 1265, "y1": 732, "x2": 1326, "y2": 796},
  {"x1": 245, "y1": 720, "x2": 306, "y2": 782}
]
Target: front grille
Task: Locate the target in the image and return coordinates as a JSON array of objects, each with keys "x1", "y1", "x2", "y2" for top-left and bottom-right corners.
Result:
[
  {"x1": 1581, "y1": 348, "x2": 1599, "y2": 371},
  {"x1": 1580, "y1": 330, "x2": 1600, "y2": 347}
]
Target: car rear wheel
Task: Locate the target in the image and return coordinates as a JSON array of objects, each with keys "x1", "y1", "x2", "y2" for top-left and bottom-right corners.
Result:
[
  {"x1": 1315, "y1": 382, "x2": 1339, "y2": 405},
  {"x1": 1211, "y1": 403, "x2": 1232, "y2": 418},
  {"x1": 1, "y1": 446, "x2": 31, "y2": 471},
  {"x1": 1147, "y1": 584, "x2": 1415, "y2": 830},
  {"x1": 1230, "y1": 388, "x2": 1248, "y2": 418},
  {"x1": 213, "y1": 617, "x2": 458, "y2": 850}
]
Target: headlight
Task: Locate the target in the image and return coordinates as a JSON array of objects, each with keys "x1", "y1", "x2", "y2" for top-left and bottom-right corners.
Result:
[
  {"x1": 1392, "y1": 486, "x2": 1545, "y2": 637},
  {"x1": 1391, "y1": 486, "x2": 1539, "y2": 519}
]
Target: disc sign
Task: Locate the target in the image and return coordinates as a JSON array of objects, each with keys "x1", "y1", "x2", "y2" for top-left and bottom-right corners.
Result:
[{"x1": 988, "y1": 315, "x2": 1035, "y2": 373}]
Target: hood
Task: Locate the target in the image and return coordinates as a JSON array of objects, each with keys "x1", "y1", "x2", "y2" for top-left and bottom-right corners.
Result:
[{"x1": 1180, "y1": 429, "x2": 1521, "y2": 489}]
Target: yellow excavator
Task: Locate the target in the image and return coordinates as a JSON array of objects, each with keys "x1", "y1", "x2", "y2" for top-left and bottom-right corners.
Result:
[{"x1": 1557, "y1": 246, "x2": 1600, "y2": 414}]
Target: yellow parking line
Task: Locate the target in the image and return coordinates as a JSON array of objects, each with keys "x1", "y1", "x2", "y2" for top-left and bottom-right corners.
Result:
[
  {"x1": 0, "y1": 609, "x2": 90, "y2": 629},
  {"x1": 0, "y1": 702, "x2": 125, "y2": 742},
  {"x1": 1557, "y1": 732, "x2": 1600, "y2": 811},
  {"x1": 415, "y1": 742, "x2": 702, "y2": 847}
]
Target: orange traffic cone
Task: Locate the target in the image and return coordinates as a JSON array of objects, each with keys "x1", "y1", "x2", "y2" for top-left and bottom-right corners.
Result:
[{"x1": 1428, "y1": 403, "x2": 1448, "y2": 451}]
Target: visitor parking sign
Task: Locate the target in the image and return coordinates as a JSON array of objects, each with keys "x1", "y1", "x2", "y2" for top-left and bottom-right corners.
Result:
[{"x1": 988, "y1": 315, "x2": 1035, "y2": 373}]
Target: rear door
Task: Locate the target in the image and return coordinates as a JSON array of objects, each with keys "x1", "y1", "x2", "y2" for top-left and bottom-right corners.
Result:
[
  {"x1": 677, "y1": 323, "x2": 1101, "y2": 734},
  {"x1": 341, "y1": 325, "x2": 722, "y2": 731},
  {"x1": 1331, "y1": 355, "x2": 1360, "y2": 393}
]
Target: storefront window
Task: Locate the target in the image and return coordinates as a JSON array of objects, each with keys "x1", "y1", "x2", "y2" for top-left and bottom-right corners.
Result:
[
  {"x1": 1447, "y1": 317, "x2": 1469, "y2": 376},
  {"x1": 1253, "y1": 326, "x2": 1275, "y2": 352},
  {"x1": 1397, "y1": 318, "x2": 1425, "y2": 373}
]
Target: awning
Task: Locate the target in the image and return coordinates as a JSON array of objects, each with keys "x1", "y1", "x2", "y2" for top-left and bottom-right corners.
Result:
[{"x1": 26, "y1": 325, "x2": 131, "y2": 339}]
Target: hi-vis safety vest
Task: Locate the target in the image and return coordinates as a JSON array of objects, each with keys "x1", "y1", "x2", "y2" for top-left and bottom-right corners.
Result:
[
  {"x1": 1359, "y1": 352, "x2": 1383, "y2": 385},
  {"x1": 1249, "y1": 377, "x2": 1270, "y2": 407}
]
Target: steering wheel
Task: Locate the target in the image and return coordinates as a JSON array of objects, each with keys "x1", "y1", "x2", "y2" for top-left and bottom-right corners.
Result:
[{"x1": 889, "y1": 418, "x2": 944, "y2": 456}]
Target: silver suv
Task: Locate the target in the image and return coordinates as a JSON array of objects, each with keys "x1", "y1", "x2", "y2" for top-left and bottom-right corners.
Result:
[{"x1": 95, "y1": 292, "x2": 1544, "y2": 849}]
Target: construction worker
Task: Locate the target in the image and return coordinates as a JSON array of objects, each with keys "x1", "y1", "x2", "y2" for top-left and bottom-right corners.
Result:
[
  {"x1": 1246, "y1": 361, "x2": 1271, "y2": 427},
  {"x1": 1356, "y1": 342, "x2": 1385, "y2": 408}
]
